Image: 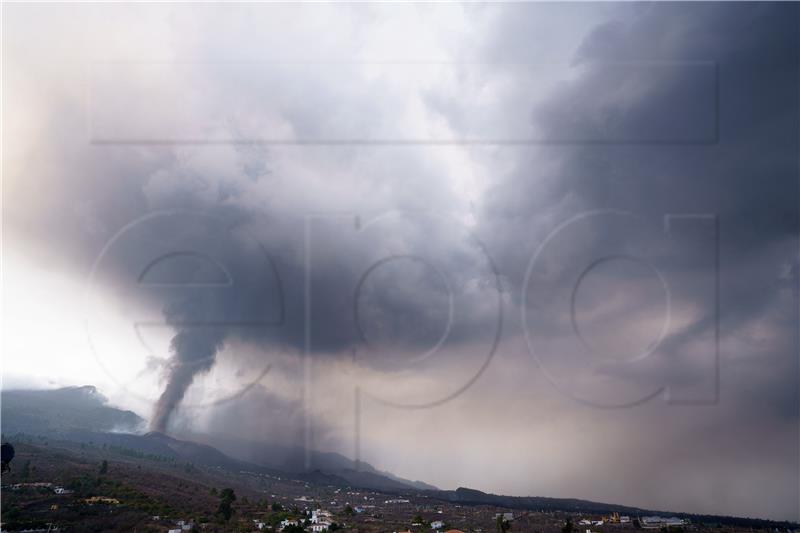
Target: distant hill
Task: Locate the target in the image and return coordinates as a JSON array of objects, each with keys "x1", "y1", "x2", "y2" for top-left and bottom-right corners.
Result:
[
  {"x1": 5, "y1": 385, "x2": 791, "y2": 528},
  {"x1": 185, "y1": 432, "x2": 438, "y2": 491},
  {"x1": 0, "y1": 385, "x2": 433, "y2": 493},
  {"x1": 1, "y1": 386, "x2": 145, "y2": 435},
  {"x1": 434, "y1": 487, "x2": 649, "y2": 515},
  {"x1": 35, "y1": 429, "x2": 423, "y2": 493},
  {"x1": 63, "y1": 430, "x2": 264, "y2": 472},
  {"x1": 429, "y1": 487, "x2": 798, "y2": 529}
]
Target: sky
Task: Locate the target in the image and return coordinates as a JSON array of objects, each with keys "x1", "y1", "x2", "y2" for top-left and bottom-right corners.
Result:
[{"x1": 3, "y1": 1, "x2": 799, "y2": 522}]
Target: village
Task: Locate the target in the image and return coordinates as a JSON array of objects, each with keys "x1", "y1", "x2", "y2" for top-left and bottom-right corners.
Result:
[
  {"x1": 2, "y1": 467, "x2": 691, "y2": 533},
  {"x1": 0, "y1": 441, "x2": 794, "y2": 533},
  {"x1": 0, "y1": 476, "x2": 744, "y2": 533}
]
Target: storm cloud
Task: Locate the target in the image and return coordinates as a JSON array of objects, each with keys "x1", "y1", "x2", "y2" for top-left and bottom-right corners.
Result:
[{"x1": 3, "y1": 1, "x2": 799, "y2": 521}]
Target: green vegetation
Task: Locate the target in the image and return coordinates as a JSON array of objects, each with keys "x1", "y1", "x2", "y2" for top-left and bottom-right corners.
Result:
[
  {"x1": 107, "y1": 443, "x2": 175, "y2": 462},
  {"x1": 19, "y1": 459, "x2": 31, "y2": 479},
  {"x1": 217, "y1": 487, "x2": 237, "y2": 521},
  {"x1": 267, "y1": 510, "x2": 290, "y2": 527},
  {"x1": 497, "y1": 516, "x2": 512, "y2": 532}
]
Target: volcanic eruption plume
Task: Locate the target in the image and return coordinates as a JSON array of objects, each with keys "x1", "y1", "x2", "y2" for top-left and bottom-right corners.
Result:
[{"x1": 151, "y1": 297, "x2": 227, "y2": 432}]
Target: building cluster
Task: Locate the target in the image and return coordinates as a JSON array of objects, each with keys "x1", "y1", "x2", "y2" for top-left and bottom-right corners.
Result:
[
  {"x1": 276, "y1": 508, "x2": 334, "y2": 532},
  {"x1": 577, "y1": 512, "x2": 688, "y2": 532},
  {"x1": 166, "y1": 519, "x2": 195, "y2": 533},
  {"x1": 3, "y1": 481, "x2": 74, "y2": 495},
  {"x1": 640, "y1": 516, "x2": 689, "y2": 529},
  {"x1": 579, "y1": 511, "x2": 632, "y2": 527},
  {"x1": 83, "y1": 496, "x2": 119, "y2": 505},
  {"x1": 309, "y1": 508, "x2": 334, "y2": 532}
]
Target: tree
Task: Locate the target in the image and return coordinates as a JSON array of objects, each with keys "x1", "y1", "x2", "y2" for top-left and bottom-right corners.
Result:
[
  {"x1": 99, "y1": 460, "x2": 108, "y2": 474},
  {"x1": 272, "y1": 502, "x2": 284, "y2": 512},
  {"x1": 1, "y1": 443, "x2": 15, "y2": 472},
  {"x1": 217, "y1": 488, "x2": 237, "y2": 521},
  {"x1": 20, "y1": 460, "x2": 30, "y2": 479},
  {"x1": 220, "y1": 488, "x2": 236, "y2": 502},
  {"x1": 562, "y1": 518, "x2": 574, "y2": 533},
  {"x1": 283, "y1": 525, "x2": 305, "y2": 533},
  {"x1": 345, "y1": 505, "x2": 355, "y2": 516},
  {"x1": 497, "y1": 516, "x2": 512, "y2": 532}
]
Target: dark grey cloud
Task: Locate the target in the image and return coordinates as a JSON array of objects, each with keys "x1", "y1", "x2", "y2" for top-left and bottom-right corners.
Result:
[
  {"x1": 476, "y1": 1, "x2": 798, "y2": 392},
  {"x1": 465, "y1": 1, "x2": 798, "y2": 518}
]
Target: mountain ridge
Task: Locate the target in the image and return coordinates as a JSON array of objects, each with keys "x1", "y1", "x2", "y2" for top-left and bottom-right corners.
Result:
[
  {"x1": 0, "y1": 386, "x2": 434, "y2": 493},
  {"x1": 2, "y1": 385, "x2": 796, "y2": 528}
]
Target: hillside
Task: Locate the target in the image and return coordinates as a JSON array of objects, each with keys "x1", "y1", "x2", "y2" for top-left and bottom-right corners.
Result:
[
  {"x1": 1, "y1": 385, "x2": 435, "y2": 493},
  {"x1": 185, "y1": 432, "x2": 437, "y2": 491},
  {"x1": 2, "y1": 386, "x2": 797, "y2": 530},
  {"x1": 1, "y1": 386, "x2": 144, "y2": 435}
]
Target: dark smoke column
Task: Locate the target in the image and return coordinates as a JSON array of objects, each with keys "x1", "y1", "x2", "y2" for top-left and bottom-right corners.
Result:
[{"x1": 151, "y1": 297, "x2": 226, "y2": 433}]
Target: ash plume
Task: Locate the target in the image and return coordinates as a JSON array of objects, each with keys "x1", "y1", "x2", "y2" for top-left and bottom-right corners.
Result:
[{"x1": 151, "y1": 297, "x2": 227, "y2": 433}]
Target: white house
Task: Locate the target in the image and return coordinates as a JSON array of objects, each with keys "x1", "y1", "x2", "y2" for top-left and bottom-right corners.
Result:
[
  {"x1": 310, "y1": 523, "x2": 331, "y2": 532},
  {"x1": 311, "y1": 509, "x2": 332, "y2": 524},
  {"x1": 431, "y1": 520, "x2": 445, "y2": 529}
]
